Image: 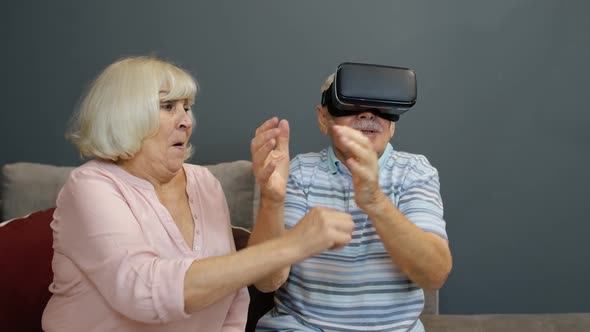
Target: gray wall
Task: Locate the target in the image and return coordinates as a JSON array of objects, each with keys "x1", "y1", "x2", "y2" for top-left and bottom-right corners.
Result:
[{"x1": 2, "y1": 0, "x2": 589, "y2": 314}]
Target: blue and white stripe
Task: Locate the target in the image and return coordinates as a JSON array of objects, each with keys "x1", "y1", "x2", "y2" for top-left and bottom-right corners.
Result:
[{"x1": 256, "y1": 143, "x2": 446, "y2": 332}]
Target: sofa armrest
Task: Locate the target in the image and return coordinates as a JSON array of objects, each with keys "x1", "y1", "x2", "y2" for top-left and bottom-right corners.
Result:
[{"x1": 231, "y1": 226, "x2": 275, "y2": 332}]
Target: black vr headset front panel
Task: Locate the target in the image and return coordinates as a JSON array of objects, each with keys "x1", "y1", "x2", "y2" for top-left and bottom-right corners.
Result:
[{"x1": 321, "y1": 62, "x2": 417, "y2": 122}]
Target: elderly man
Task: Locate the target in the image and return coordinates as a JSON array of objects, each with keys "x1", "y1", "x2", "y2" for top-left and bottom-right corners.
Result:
[{"x1": 249, "y1": 64, "x2": 452, "y2": 332}]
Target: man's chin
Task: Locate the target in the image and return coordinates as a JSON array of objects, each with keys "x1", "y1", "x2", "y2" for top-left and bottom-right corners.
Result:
[
  {"x1": 361, "y1": 131, "x2": 379, "y2": 139},
  {"x1": 362, "y1": 132, "x2": 383, "y2": 146}
]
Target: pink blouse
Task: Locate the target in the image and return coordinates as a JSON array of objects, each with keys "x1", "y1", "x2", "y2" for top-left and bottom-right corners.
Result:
[{"x1": 42, "y1": 160, "x2": 249, "y2": 331}]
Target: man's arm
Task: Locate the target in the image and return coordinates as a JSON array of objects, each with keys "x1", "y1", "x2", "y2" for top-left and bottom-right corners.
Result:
[
  {"x1": 362, "y1": 193, "x2": 451, "y2": 290},
  {"x1": 247, "y1": 117, "x2": 292, "y2": 292},
  {"x1": 248, "y1": 199, "x2": 289, "y2": 292},
  {"x1": 331, "y1": 125, "x2": 452, "y2": 290}
]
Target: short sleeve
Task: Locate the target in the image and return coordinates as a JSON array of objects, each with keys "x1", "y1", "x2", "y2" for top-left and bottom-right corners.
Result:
[{"x1": 397, "y1": 156, "x2": 448, "y2": 240}]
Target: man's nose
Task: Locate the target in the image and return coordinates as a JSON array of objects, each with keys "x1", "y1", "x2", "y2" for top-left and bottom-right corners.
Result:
[{"x1": 357, "y1": 110, "x2": 376, "y2": 119}]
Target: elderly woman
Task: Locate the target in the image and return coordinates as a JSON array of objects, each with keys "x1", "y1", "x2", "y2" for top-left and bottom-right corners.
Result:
[{"x1": 41, "y1": 56, "x2": 355, "y2": 331}]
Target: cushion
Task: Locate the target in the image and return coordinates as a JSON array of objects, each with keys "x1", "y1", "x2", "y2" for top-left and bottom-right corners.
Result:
[
  {"x1": 1, "y1": 163, "x2": 74, "y2": 221},
  {"x1": 205, "y1": 160, "x2": 255, "y2": 230},
  {"x1": 0, "y1": 207, "x2": 55, "y2": 331}
]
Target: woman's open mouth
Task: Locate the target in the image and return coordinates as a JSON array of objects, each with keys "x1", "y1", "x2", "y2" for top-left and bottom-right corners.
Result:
[{"x1": 172, "y1": 142, "x2": 185, "y2": 150}]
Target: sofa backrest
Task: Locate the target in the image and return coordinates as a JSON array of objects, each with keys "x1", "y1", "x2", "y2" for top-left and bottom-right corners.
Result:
[
  {"x1": 1, "y1": 161, "x2": 255, "y2": 230},
  {"x1": 1, "y1": 163, "x2": 74, "y2": 222}
]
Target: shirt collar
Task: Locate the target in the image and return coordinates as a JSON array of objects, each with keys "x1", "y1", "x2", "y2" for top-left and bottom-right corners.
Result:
[{"x1": 328, "y1": 142, "x2": 393, "y2": 174}]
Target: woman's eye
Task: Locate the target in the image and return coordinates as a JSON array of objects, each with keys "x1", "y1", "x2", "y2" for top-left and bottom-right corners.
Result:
[
  {"x1": 184, "y1": 105, "x2": 191, "y2": 112},
  {"x1": 160, "y1": 103, "x2": 174, "y2": 111}
]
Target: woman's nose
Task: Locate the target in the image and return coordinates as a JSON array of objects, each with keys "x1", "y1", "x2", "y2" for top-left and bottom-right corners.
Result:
[{"x1": 179, "y1": 110, "x2": 193, "y2": 129}]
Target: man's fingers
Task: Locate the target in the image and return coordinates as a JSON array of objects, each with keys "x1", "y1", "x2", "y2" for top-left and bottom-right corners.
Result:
[
  {"x1": 256, "y1": 159, "x2": 277, "y2": 184},
  {"x1": 345, "y1": 157, "x2": 374, "y2": 182},
  {"x1": 255, "y1": 117, "x2": 279, "y2": 136},
  {"x1": 345, "y1": 157, "x2": 361, "y2": 173},
  {"x1": 251, "y1": 118, "x2": 286, "y2": 156},
  {"x1": 251, "y1": 129, "x2": 278, "y2": 158},
  {"x1": 252, "y1": 138, "x2": 276, "y2": 170},
  {"x1": 251, "y1": 119, "x2": 289, "y2": 176},
  {"x1": 333, "y1": 125, "x2": 372, "y2": 150},
  {"x1": 276, "y1": 119, "x2": 290, "y2": 154},
  {"x1": 334, "y1": 132, "x2": 374, "y2": 166},
  {"x1": 251, "y1": 127, "x2": 281, "y2": 154}
]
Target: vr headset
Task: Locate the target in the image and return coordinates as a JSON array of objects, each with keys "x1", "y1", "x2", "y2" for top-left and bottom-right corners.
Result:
[{"x1": 321, "y1": 62, "x2": 417, "y2": 122}]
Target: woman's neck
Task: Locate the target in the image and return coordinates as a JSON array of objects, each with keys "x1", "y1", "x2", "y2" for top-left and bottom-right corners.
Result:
[{"x1": 117, "y1": 159, "x2": 183, "y2": 191}]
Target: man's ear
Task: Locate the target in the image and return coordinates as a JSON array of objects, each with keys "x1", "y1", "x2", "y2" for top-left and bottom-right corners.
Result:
[
  {"x1": 388, "y1": 121, "x2": 396, "y2": 139},
  {"x1": 317, "y1": 105, "x2": 330, "y2": 135}
]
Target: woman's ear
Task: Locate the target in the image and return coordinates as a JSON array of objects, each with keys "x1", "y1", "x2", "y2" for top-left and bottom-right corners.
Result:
[{"x1": 317, "y1": 105, "x2": 330, "y2": 135}]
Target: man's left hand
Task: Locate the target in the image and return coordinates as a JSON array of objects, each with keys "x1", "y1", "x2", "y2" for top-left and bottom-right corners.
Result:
[{"x1": 331, "y1": 125, "x2": 386, "y2": 210}]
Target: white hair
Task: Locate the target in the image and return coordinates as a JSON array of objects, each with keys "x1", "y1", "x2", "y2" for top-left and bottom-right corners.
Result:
[
  {"x1": 321, "y1": 73, "x2": 335, "y2": 93},
  {"x1": 68, "y1": 56, "x2": 198, "y2": 161}
]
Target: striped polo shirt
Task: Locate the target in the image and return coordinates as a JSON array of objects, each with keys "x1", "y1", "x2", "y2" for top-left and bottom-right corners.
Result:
[{"x1": 256, "y1": 143, "x2": 447, "y2": 332}]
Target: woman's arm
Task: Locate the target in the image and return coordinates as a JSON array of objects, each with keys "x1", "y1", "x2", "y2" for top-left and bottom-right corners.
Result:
[{"x1": 184, "y1": 205, "x2": 354, "y2": 312}]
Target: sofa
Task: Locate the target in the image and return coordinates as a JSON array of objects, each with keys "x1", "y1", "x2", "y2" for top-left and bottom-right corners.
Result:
[{"x1": 1, "y1": 161, "x2": 589, "y2": 331}]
